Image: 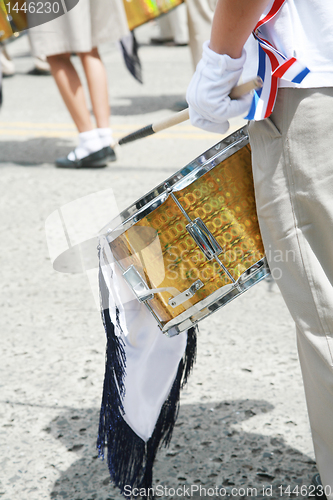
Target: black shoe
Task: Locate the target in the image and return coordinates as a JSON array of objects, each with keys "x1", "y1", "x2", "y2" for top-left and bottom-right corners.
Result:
[
  {"x1": 165, "y1": 41, "x2": 188, "y2": 47},
  {"x1": 150, "y1": 36, "x2": 174, "y2": 45},
  {"x1": 312, "y1": 474, "x2": 328, "y2": 499},
  {"x1": 55, "y1": 146, "x2": 116, "y2": 168},
  {"x1": 27, "y1": 67, "x2": 51, "y2": 76},
  {"x1": 103, "y1": 146, "x2": 117, "y2": 162}
]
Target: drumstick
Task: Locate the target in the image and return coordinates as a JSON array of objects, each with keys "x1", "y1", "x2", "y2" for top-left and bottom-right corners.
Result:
[{"x1": 115, "y1": 76, "x2": 262, "y2": 146}]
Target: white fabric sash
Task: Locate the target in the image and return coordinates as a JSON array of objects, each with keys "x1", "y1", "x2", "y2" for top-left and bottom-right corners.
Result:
[{"x1": 99, "y1": 235, "x2": 187, "y2": 442}]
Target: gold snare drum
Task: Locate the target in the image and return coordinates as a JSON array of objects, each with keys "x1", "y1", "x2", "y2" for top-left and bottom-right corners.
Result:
[
  {"x1": 0, "y1": 1, "x2": 14, "y2": 42},
  {"x1": 0, "y1": 0, "x2": 27, "y2": 42},
  {"x1": 104, "y1": 127, "x2": 269, "y2": 336},
  {"x1": 123, "y1": 0, "x2": 183, "y2": 31}
]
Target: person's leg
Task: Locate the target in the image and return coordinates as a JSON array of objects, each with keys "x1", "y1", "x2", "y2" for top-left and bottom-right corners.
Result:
[
  {"x1": 79, "y1": 48, "x2": 113, "y2": 149},
  {"x1": 172, "y1": 0, "x2": 215, "y2": 111},
  {"x1": 169, "y1": 4, "x2": 189, "y2": 46},
  {"x1": 249, "y1": 88, "x2": 333, "y2": 498},
  {"x1": 79, "y1": 48, "x2": 110, "y2": 129},
  {"x1": 186, "y1": 0, "x2": 217, "y2": 69},
  {"x1": 47, "y1": 51, "x2": 115, "y2": 167},
  {"x1": 0, "y1": 47, "x2": 15, "y2": 76},
  {"x1": 151, "y1": 13, "x2": 174, "y2": 44},
  {"x1": 47, "y1": 52, "x2": 94, "y2": 133}
]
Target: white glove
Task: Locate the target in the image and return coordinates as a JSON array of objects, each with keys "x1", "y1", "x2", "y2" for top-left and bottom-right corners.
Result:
[{"x1": 186, "y1": 41, "x2": 252, "y2": 134}]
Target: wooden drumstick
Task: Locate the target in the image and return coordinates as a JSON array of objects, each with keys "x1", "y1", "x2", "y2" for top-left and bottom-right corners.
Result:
[
  {"x1": 229, "y1": 76, "x2": 263, "y2": 99},
  {"x1": 115, "y1": 77, "x2": 262, "y2": 146}
]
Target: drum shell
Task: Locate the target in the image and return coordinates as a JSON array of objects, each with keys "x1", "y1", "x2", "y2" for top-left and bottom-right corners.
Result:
[
  {"x1": 0, "y1": 1, "x2": 13, "y2": 41},
  {"x1": 123, "y1": 0, "x2": 183, "y2": 31},
  {"x1": 0, "y1": 1, "x2": 27, "y2": 42},
  {"x1": 110, "y1": 144, "x2": 265, "y2": 327}
]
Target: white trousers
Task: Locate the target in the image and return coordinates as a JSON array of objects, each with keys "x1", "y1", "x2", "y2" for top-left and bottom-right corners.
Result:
[
  {"x1": 156, "y1": 4, "x2": 189, "y2": 45},
  {"x1": 186, "y1": 0, "x2": 216, "y2": 68},
  {"x1": 249, "y1": 88, "x2": 333, "y2": 497}
]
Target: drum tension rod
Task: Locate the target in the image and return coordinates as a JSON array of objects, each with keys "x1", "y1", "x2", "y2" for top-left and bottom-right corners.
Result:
[{"x1": 168, "y1": 189, "x2": 192, "y2": 224}]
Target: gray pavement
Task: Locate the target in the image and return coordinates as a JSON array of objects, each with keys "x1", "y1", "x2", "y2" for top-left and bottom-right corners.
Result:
[{"x1": 0, "y1": 27, "x2": 317, "y2": 500}]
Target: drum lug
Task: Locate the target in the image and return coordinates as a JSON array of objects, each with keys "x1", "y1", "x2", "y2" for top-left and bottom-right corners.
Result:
[
  {"x1": 186, "y1": 218, "x2": 222, "y2": 261},
  {"x1": 122, "y1": 265, "x2": 154, "y2": 302},
  {"x1": 168, "y1": 279, "x2": 204, "y2": 308}
]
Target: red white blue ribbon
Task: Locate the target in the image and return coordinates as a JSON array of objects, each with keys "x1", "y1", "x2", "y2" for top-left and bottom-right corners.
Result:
[{"x1": 246, "y1": 0, "x2": 310, "y2": 121}]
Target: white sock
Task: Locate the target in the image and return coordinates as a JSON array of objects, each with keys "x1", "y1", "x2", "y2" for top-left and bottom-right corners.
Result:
[
  {"x1": 68, "y1": 129, "x2": 103, "y2": 161},
  {"x1": 98, "y1": 127, "x2": 114, "y2": 148}
]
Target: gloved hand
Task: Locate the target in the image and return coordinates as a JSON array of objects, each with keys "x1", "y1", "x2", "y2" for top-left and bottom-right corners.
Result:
[{"x1": 186, "y1": 41, "x2": 252, "y2": 134}]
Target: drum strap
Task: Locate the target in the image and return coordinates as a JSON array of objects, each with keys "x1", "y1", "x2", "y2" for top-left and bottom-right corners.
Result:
[
  {"x1": 246, "y1": 0, "x2": 310, "y2": 121},
  {"x1": 97, "y1": 235, "x2": 197, "y2": 495}
]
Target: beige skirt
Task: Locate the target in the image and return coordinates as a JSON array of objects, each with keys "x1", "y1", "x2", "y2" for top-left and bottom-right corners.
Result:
[{"x1": 28, "y1": 0, "x2": 130, "y2": 57}]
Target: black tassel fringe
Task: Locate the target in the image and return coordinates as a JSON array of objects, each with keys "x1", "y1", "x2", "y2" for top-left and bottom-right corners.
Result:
[{"x1": 97, "y1": 264, "x2": 197, "y2": 497}]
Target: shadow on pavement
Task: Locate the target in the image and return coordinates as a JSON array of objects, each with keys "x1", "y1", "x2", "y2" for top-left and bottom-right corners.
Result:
[
  {"x1": 111, "y1": 94, "x2": 187, "y2": 116},
  {"x1": 0, "y1": 137, "x2": 75, "y2": 166},
  {"x1": 46, "y1": 399, "x2": 316, "y2": 500}
]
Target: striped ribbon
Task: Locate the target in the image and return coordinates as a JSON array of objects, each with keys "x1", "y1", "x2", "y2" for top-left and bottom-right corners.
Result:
[{"x1": 246, "y1": 0, "x2": 310, "y2": 121}]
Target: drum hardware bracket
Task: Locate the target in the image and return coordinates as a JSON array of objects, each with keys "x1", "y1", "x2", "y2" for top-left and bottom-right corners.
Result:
[
  {"x1": 186, "y1": 218, "x2": 223, "y2": 261},
  {"x1": 165, "y1": 186, "x2": 226, "y2": 265},
  {"x1": 167, "y1": 187, "x2": 238, "y2": 286},
  {"x1": 122, "y1": 265, "x2": 154, "y2": 302},
  {"x1": 168, "y1": 279, "x2": 204, "y2": 308},
  {"x1": 186, "y1": 218, "x2": 239, "y2": 286},
  {"x1": 123, "y1": 265, "x2": 188, "y2": 304}
]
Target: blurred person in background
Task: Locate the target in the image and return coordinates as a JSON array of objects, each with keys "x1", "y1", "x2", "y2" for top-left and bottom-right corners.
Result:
[
  {"x1": 161, "y1": 0, "x2": 218, "y2": 110},
  {"x1": 186, "y1": 0, "x2": 217, "y2": 69},
  {"x1": 0, "y1": 48, "x2": 2, "y2": 105},
  {"x1": 150, "y1": 3, "x2": 189, "y2": 46},
  {"x1": 0, "y1": 43, "x2": 51, "y2": 76},
  {"x1": 173, "y1": 0, "x2": 218, "y2": 109},
  {"x1": 27, "y1": 32, "x2": 51, "y2": 75},
  {"x1": 150, "y1": 0, "x2": 217, "y2": 69},
  {"x1": 0, "y1": 46, "x2": 15, "y2": 76},
  {"x1": 29, "y1": 0, "x2": 129, "y2": 168},
  {"x1": 148, "y1": 0, "x2": 219, "y2": 110}
]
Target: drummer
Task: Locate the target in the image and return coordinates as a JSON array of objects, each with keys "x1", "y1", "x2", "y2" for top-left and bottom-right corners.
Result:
[{"x1": 186, "y1": 0, "x2": 333, "y2": 497}]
